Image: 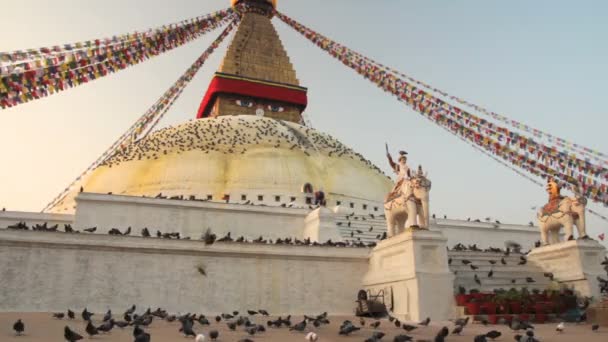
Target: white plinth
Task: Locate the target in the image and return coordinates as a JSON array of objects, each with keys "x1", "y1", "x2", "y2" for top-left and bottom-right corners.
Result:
[
  {"x1": 362, "y1": 229, "x2": 454, "y2": 321},
  {"x1": 528, "y1": 239, "x2": 607, "y2": 299}
]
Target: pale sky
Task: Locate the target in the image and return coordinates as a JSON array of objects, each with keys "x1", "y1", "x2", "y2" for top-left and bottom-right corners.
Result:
[{"x1": 1, "y1": 0, "x2": 606, "y2": 245}]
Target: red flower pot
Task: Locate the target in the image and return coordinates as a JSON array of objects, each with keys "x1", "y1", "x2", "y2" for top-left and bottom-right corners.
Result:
[
  {"x1": 481, "y1": 302, "x2": 498, "y2": 315},
  {"x1": 455, "y1": 294, "x2": 468, "y2": 306},
  {"x1": 509, "y1": 301, "x2": 522, "y2": 314},
  {"x1": 533, "y1": 303, "x2": 545, "y2": 314},
  {"x1": 487, "y1": 314, "x2": 499, "y2": 324},
  {"x1": 535, "y1": 313, "x2": 547, "y2": 323},
  {"x1": 466, "y1": 302, "x2": 481, "y2": 315}
]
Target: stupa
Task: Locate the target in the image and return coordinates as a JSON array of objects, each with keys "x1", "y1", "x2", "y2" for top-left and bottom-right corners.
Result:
[{"x1": 48, "y1": 0, "x2": 392, "y2": 215}]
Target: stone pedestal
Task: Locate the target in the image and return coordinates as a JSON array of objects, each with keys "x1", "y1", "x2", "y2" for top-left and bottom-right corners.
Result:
[
  {"x1": 303, "y1": 208, "x2": 343, "y2": 243},
  {"x1": 528, "y1": 239, "x2": 607, "y2": 299},
  {"x1": 362, "y1": 229, "x2": 454, "y2": 321}
]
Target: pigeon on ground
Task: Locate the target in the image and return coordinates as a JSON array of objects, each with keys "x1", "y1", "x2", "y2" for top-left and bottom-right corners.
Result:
[
  {"x1": 85, "y1": 320, "x2": 99, "y2": 337},
  {"x1": 134, "y1": 332, "x2": 151, "y2": 342},
  {"x1": 305, "y1": 331, "x2": 318, "y2": 341},
  {"x1": 592, "y1": 324, "x2": 599, "y2": 332},
  {"x1": 195, "y1": 333, "x2": 205, "y2": 342},
  {"x1": 82, "y1": 308, "x2": 93, "y2": 321},
  {"x1": 419, "y1": 317, "x2": 431, "y2": 326},
  {"x1": 556, "y1": 322, "x2": 564, "y2": 333},
  {"x1": 486, "y1": 330, "x2": 501, "y2": 340},
  {"x1": 67, "y1": 309, "x2": 75, "y2": 319},
  {"x1": 13, "y1": 319, "x2": 24, "y2": 335},
  {"x1": 53, "y1": 312, "x2": 65, "y2": 319},
  {"x1": 452, "y1": 325, "x2": 463, "y2": 335},
  {"x1": 393, "y1": 334, "x2": 413, "y2": 342},
  {"x1": 209, "y1": 330, "x2": 219, "y2": 340},
  {"x1": 64, "y1": 326, "x2": 83, "y2": 342},
  {"x1": 402, "y1": 324, "x2": 417, "y2": 332}
]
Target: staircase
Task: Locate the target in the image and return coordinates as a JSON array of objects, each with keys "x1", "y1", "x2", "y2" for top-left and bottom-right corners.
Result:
[
  {"x1": 333, "y1": 213, "x2": 387, "y2": 244},
  {"x1": 449, "y1": 250, "x2": 553, "y2": 293}
]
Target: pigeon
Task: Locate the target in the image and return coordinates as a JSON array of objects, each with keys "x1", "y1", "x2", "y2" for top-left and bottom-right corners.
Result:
[
  {"x1": 290, "y1": 320, "x2": 307, "y2": 332},
  {"x1": 543, "y1": 272, "x2": 554, "y2": 280},
  {"x1": 488, "y1": 269, "x2": 494, "y2": 278},
  {"x1": 64, "y1": 326, "x2": 83, "y2": 342},
  {"x1": 486, "y1": 330, "x2": 501, "y2": 340},
  {"x1": 461, "y1": 260, "x2": 472, "y2": 265},
  {"x1": 53, "y1": 312, "x2": 65, "y2": 319},
  {"x1": 395, "y1": 319, "x2": 402, "y2": 327},
  {"x1": 83, "y1": 227, "x2": 96, "y2": 233},
  {"x1": 451, "y1": 325, "x2": 463, "y2": 335},
  {"x1": 13, "y1": 319, "x2": 24, "y2": 335},
  {"x1": 474, "y1": 334, "x2": 488, "y2": 342},
  {"x1": 434, "y1": 326, "x2": 449, "y2": 341},
  {"x1": 227, "y1": 322, "x2": 236, "y2": 331},
  {"x1": 195, "y1": 333, "x2": 205, "y2": 342},
  {"x1": 247, "y1": 310, "x2": 259, "y2": 315},
  {"x1": 365, "y1": 331, "x2": 386, "y2": 342},
  {"x1": 556, "y1": 322, "x2": 564, "y2": 333},
  {"x1": 209, "y1": 330, "x2": 219, "y2": 340},
  {"x1": 133, "y1": 325, "x2": 144, "y2": 338},
  {"x1": 592, "y1": 324, "x2": 599, "y2": 332},
  {"x1": 370, "y1": 320, "x2": 381, "y2": 329},
  {"x1": 489, "y1": 260, "x2": 496, "y2": 265},
  {"x1": 501, "y1": 257, "x2": 507, "y2": 265},
  {"x1": 103, "y1": 309, "x2": 112, "y2": 322},
  {"x1": 419, "y1": 317, "x2": 431, "y2": 326},
  {"x1": 393, "y1": 334, "x2": 413, "y2": 342},
  {"x1": 85, "y1": 320, "x2": 99, "y2": 337},
  {"x1": 526, "y1": 277, "x2": 535, "y2": 283},
  {"x1": 97, "y1": 319, "x2": 114, "y2": 333},
  {"x1": 134, "y1": 332, "x2": 151, "y2": 342},
  {"x1": 67, "y1": 309, "x2": 75, "y2": 319},
  {"x1": 402, "y1": 324, "x2": 417, "y2": 332},
  {"x1": 518, "y1": 256, "x2": 527, "y2": 265},
  {"x1": 305, "y1": 331, "x2": 318, "y2": 341},
  {"x1": 82, "y1": 308, "x2": 94, "y2": 321},
  {"x1": 475, "y1": 274, "x2": 482, "y2": 285},
  {"x1": 339, "y1": 323, "x2": 361, "y2": 335},
  {"x1": 181, "y1": 319, "x2": 196, "y2": 337}
]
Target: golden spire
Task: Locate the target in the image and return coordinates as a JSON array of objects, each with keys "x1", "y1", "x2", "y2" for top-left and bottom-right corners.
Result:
[{"x1": 197, "y1": 0, "x2": 307, "y2": 123}]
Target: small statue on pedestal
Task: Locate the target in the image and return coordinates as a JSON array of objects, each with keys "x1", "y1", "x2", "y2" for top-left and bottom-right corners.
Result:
[{"x1": 537, "y1": 177, "x2": 589, "y2": 245}]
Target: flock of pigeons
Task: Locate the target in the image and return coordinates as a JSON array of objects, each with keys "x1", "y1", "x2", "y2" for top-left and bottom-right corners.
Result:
[
  {"x1": 3, "y1": 221, "x2": 379, "y2": 249},
  {"x1": 99, "y1": 115, "x2": 388, "y2": 178},
  {"x1": 10, "y1": 305, "x2": 604, "y2": 341}
]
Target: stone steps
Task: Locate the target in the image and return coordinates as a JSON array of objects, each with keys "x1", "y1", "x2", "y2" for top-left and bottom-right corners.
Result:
[
  {"x1": 448, "y1": 250, "x2": 552, "y2": 293},
  {"x1": 334, "y1": 216, "x2": 387, "y2": 243}
]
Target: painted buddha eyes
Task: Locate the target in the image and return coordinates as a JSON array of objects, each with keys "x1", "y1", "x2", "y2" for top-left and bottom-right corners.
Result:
[
  {"x1": 235, "y1": 99, "x2": 254, "y2": 108},
  {"x1": 268, "y1": 105, "x2": 284, "y2": 112},
  {"x1": 235, "y1": 99, "x2": 284, "y2": 113}
]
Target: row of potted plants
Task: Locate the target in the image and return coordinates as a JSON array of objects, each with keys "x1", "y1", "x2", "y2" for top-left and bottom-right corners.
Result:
[{"x1": 455, "y1": 287, "x2": 578, "y2": 316}]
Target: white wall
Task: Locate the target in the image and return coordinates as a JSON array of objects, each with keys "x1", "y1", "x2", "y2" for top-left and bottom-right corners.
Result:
[
  {"x1": 73, "y1": 193, "x2": 310, "y2": 240},
  {"x1": 0, "y1": 229, "x2": 369, "y2": 315},
  {"x1": 0, "y1": 210, "x2": 73, "y2": 229},
  {"x1": 432, "y1": 219, "x2": 541, "y2": 251}
]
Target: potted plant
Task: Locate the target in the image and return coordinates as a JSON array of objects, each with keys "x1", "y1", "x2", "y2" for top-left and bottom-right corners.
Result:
[
  {"x1": 465, "y1": 297, "x2": 481, "y2": 315},
  {"x1": 455, "y1": 286, "x2": 468, "y2": 306}
]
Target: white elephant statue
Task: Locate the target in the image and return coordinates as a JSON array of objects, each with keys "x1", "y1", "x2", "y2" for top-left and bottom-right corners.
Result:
[
  {"x1": 537, "y1": 179, "x2": 589, "y2": 245},
  {"x1": 384, "y1": 170, "x2": 431, "y2": 237}
]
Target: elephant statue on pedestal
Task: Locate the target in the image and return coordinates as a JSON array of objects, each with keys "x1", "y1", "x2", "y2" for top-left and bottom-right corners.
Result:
[
  {"x1": 384, "y1": 168, "x2": 431, "y2": 237},
  {"x1": 537, "y1": 178, "x2": 589, "y2": 245}
]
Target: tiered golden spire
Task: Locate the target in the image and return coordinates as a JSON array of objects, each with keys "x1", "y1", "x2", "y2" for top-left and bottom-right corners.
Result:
[{"x1": 196, "y1": 0, "x2": 307, "y2": 123}]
